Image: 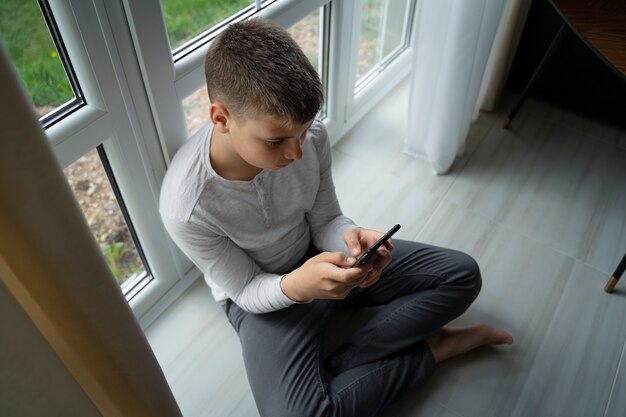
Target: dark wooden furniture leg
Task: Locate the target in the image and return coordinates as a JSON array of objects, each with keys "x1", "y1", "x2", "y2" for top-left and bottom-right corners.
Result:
[
  {"x1": 605, "y1": 251, "x2": 626, "y2": 293},
  {"x1": 503, "y1": 22, "x2": 569, "y2": 129}
]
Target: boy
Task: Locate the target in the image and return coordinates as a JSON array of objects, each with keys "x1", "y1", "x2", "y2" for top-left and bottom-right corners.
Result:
[{"x1": 159, "y1": 18, "x2": 512, "y2": 417}]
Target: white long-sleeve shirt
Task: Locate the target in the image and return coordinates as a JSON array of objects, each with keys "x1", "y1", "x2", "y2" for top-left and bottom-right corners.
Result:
[{"x1": 159, "y1": 119, "x2": 357, "y2": 313}]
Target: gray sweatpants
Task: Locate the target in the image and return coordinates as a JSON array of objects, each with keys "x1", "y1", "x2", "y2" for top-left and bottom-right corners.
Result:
[{"x1": 223, "y1": 239, "x2": 482, "y2": 417}]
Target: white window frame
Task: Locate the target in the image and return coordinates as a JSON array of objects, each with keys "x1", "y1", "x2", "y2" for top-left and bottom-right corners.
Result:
[
  {"x1": 32, "y1": 0, "x2": 420, "y2": 327},
  {"x1": 43, "y1": 0, "x2": 185, "y2": 321}
]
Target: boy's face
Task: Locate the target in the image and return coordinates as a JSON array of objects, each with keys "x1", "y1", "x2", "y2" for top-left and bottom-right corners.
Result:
[{"x1": 228, "y1": 114, "x2": 313, "y2": 171}]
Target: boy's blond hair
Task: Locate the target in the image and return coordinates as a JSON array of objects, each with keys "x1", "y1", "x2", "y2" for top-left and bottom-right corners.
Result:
[{"x1": 204, "y1": 18, "x2": 323, "y2": 124}]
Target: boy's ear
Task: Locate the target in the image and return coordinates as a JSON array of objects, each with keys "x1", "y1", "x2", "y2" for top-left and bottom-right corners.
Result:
[{"x1": 209, "y1": 102, "x2": 231, "y2": 133}]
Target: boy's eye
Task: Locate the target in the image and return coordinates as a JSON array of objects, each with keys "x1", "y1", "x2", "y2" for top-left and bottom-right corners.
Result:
[{"x1": 264, "y1": 140, "x2": 282, "y2": 148}]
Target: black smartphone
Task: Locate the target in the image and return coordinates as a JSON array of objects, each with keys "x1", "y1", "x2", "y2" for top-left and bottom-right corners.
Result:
[{"x1": 352, "y1": 224, "x2": 401, "y2": 267}]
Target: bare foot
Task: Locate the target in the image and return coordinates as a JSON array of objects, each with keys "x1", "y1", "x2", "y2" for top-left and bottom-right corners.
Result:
[{"x1": 427, "y1": 324, "x2": 513, "y2": 363}]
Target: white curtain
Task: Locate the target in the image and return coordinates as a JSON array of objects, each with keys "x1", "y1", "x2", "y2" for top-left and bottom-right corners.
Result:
[
  {"x1": 477, "y1": 0, "x2": 534, "y2": 113},
  {"x1": 405, "y1": 0, "x2": 517, "y2": 175}
]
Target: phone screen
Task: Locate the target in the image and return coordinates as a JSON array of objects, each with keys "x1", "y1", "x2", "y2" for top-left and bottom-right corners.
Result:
[{"x1": 352, "y1": 224, "x2": 401, "y2": 267}]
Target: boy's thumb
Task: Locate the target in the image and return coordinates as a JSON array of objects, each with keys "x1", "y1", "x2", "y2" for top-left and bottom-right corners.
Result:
[{"x1": 321, "y1": 251, "x2": 356, "y2": 267}]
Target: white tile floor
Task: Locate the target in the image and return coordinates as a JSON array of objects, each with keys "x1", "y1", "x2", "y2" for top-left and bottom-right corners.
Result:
[{"x1": 145, "y1": 78, "x2": 626, "y2": 417}]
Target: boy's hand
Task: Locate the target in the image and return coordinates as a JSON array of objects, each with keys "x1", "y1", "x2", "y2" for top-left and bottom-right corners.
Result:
[
  {"x1": 343, "y1": 227, "x2": 393, "y2": 288},
  {"x1": 280, "y1": 252, "x2": 373, "y2": 302}
]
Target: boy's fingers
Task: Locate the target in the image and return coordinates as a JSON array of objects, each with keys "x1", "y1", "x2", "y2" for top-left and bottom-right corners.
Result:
[
  {"x1": 374, "y1": 248, "x2": 392, "y2": 265},
  {"x1": 359, "y1": 274, "x2": 376, "y2": 288},
  {"x1": 344, "y1": 228, "x2": 363, "y2": 257},
  {"x1": 362, "y1": 264, "x2": 384, "y2": 287},
  {"x1": 375, "y1": 247, "x2": 387, "y2": 256}
]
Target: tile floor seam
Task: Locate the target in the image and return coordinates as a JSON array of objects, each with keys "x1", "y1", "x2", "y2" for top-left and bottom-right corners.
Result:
[
  {"x1": 603, "y1": 335, "x2": 626, "y2": 417},
  {"x1": 413, "y1": 195, "x2": 446, "y2": 242}
]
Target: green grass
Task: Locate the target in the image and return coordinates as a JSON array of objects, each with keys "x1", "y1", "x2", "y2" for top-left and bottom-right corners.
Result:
[
  {"x1": 0, "y1": 0, "x2": 73, "y2": 106},
  {"x1": 102, "y1": 241, "x2": 143, "y2": 285},
  {"x1": 162, "y1": 0, "x2": 252, "y2": 50}
]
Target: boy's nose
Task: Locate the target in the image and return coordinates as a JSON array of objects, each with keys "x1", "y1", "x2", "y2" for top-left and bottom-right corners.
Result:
[{"x1": 284, "y1": 139, "x2": 303, "y2": 161}]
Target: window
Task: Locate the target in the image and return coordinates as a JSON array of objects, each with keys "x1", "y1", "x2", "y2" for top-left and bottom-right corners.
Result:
[
  {"x1": 0, "y1": 0, "x2": 84, "y2": 126},
  {"x1": 1, "y1": 0, "x2": 152, "y2": 298},
  {"x1": 357, "y1": 0, "x2": 384, "y2": 80},
  {"x1": 355, "y1": 0, "x2": 415, "y2": 91},
  {"x1": 163, "y1": 0, "x2": 253, "y2": 52},
  {"x1": 288, "y1": 8, "x2": 322, "y2": 74},
  {"x1": 288, "y1": 6, "x2": 330, "y2": 118},
  {"x1": 64, "y1": 148, "x2": 152, "y2": 299},
  {"x1": 0, "y1": 0, "x2": 184, "y2": 320},
  {"x1": 163, "y1": 0, "x2": 279, "y2": 60},
  {"x1": 182, "y1": 86, "x2": 211, "y2": 136}
]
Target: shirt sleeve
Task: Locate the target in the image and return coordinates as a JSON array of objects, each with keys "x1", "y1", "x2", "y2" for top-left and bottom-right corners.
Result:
[
  {"x1": 161, "y1": 216, "x2": 297, "y2": 314},
  {"x1": 306, "y1": 122, "x2": 358, "y2": 253}
]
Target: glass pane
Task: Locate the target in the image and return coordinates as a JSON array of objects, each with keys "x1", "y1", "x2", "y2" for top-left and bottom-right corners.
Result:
[
  {"x1": 162, "y1": 0, "x2": 254, "y2": 51},
  {"x1": 356, "y1": 0, "x2": 413, "y2": 87},
  {"x1": 64, "y1": 149, "x2": 145, "y2": 287},
  {"x1": 356, "y1": 0, "x2": 385, "y2": 81},
  {"x1": 183, "y1": 10, "x2": 324, "y2": 136},
  {"x1": 288, "y1": 10, "x2": 321, "y2": 74},
  {"x1": 0, "y1": 0, "x2": 75, "y2": 118},
  {"x1": 183, "y1": 86, "x2": 211, "y2": 136},
  {"x1": 381, "y1": 0, "x2": 409, "y2": 58}
]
